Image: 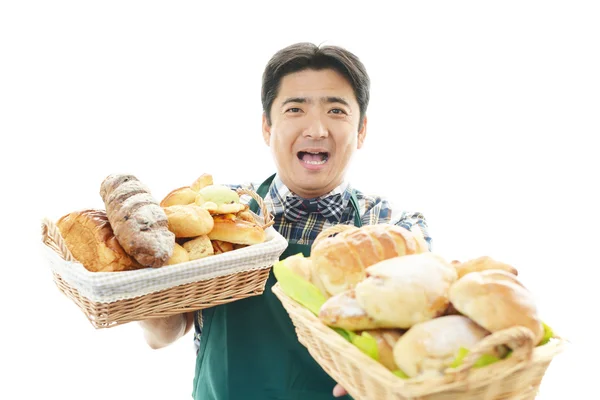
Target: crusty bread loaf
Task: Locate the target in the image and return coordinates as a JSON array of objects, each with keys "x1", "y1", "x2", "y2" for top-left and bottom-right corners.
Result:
[
  {"x1": 57, "y1": 209, "x2": 143, "y2": 272},
  {"x1": 100, "y1": 174, "x2": 175, "y2": 268},
  {"x1": 449, "y1": 270, "x2": 544, "y2": 344},
  {"x1": 311, "y1": 224, "x2": 428, "y2": 297},
  {"x1": 354, "y1": 253, "x2": 458, "y2": 328},
  {"x1": 453, "y1": 256, "x2": 518, "y2": 279},
  {"x1": 208, "y1": 214, "x2": 266, "y2": 245},
  {"x1": 393, "y1": 315, "x2": 491, "y2": 378}
]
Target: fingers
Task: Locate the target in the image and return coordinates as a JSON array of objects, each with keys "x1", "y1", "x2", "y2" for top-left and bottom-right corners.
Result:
[{"x1": 333, "y1": 384, "x2": 347, "y2": 397}]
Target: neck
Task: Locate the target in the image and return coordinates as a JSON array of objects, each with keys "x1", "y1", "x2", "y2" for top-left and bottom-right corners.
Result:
[{"x1": 279, "y1": 176, "x2": 344, "y2": 199}]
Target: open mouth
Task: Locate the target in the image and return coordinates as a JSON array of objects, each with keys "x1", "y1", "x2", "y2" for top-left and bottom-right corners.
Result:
[{"x1": 297, "y1": 151, "x2": 330, "y2": 165}]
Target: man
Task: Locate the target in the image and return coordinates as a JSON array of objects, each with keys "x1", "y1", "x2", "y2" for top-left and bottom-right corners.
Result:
[{"x1": 139, "y1": 42, "x2": 431, "y2": 399}]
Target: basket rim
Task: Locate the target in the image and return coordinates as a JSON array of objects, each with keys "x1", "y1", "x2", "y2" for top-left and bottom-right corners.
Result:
[
  {"x1": 40, "y1": 214, "x2": 288, "y2": 304},
  {"x1": 271, "y1": 282, "x2": 567, "y2": 397}
]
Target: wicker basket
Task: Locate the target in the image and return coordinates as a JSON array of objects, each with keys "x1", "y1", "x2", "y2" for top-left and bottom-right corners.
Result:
[
  {"x1": 272, "y1": 283, "x2": 567, "y2": 400},
  {"x1": 40, "y1": 188, "x2": 288, "y2": 329}
]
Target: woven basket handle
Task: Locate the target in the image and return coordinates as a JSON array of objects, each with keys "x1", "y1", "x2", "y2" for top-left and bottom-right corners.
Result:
[
  {"x1": 312, "y1": 224, "x2": 359, "y2": 249},
  {"x1": 450, "y1": 325, "x2": 536, "y2": 381},
  {"x1": 41, "y1": 218, "x2": 75, "y2": 262},
  {"x1": 236, "y1": 188, "x2": 275, "y2": 229}
]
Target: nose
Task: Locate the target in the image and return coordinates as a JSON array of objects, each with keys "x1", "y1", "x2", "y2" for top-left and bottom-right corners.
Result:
[{"x1": 302, "y1": 115, "x2": 328, "y2": 139}]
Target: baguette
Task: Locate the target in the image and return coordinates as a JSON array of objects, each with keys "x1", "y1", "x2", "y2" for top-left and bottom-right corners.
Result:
[{"x1": 100, "y1": 174, "x2": 175, "y2": 268}]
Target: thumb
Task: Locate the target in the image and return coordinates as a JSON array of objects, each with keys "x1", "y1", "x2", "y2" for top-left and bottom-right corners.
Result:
[{"x1": 333, "y1": 384, "x2": 347, "y2": 397}]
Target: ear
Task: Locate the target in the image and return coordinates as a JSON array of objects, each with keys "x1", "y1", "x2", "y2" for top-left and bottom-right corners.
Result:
[
  {"x1": 357, "y1": 115, "x2": 367, "y2": 149},
  {"x1": 262, "y1": 113, "x2": 271, "y2": 146}
]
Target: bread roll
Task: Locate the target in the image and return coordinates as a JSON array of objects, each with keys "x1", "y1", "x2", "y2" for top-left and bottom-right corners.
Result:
[
  {"x1": 160, "y1": 186, "x2": 198, "y2": 207},
  {"x1": 393, "y1": 315, "x2": 490, "y2": 378},
  {"x1": 99, "y1": 174, "x2": 175, "y2": 268},
  {"x1": 365, "y1": 329, "x2": 404, "y2": 371},
  {"x1": 57, "y1": 209, "x2": 143, "y2": 272},
  {"x1": 318, "y1": 289, "x2": 380, "y2": 331},
  {"x1": 163, "y1": 204, "x2": 214, "y2": 238},
  {"x1": 354, "y1": 253, "x2": 457, "y2": 329},
  {"x1": 311, "y1": 224, "x2": 428, "y2": 297},
  {"x1": 449, "y1": 270, "x2": 544, "y2": 344},
  {"x1": 211, "y1": 240, "x2": 235, "y2": 255},
  {"x1": 283, "y1": 253, "x2": 313, "y2": 282},
  {"x1": 208, "y1": 214, "x2": 266, "y2": 245},
  {"x1": 183, "y1": 235, "x2": 214, "y2": 260},
  {"x1": 166, "y1": 243, "x2": 190, "y2": 265},
  {"x1": 453, "y1": 256, "x2": 518, "y2": 279},
  {"x1": 190, "y1": 173, "x2": 213, "y2": 191}
]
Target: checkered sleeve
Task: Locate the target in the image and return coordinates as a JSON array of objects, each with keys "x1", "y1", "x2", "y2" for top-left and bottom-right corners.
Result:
[{"x1": 361, "y1": 197, "x2": 432, "y2": 251}]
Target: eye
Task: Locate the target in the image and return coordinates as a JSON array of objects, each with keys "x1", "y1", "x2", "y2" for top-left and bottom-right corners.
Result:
[
  {"x1": 286, "y1": 107, "x2": 302, "y2": 113},
  {"x1": 329, "y1": 108, "x2": 347, "y2": 115}
]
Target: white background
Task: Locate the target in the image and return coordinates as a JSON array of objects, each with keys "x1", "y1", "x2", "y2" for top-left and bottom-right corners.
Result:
[{"x1": 1, "y1": 1, "x2": 598, "y2": 399}]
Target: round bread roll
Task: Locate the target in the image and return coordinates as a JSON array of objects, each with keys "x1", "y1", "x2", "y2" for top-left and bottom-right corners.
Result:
[
  {"x1": 208, "y1": 214, "x2": 266, "y2": 245},
  {"x1": 166, "y1": 243, "x2": 190, "y2": 265},
  {"x1": 393, "y1": 315, "x2": 490, "y2": 378},
  {"x1": 354, "y1": 253, "x2": 457, "y2": 329},
  {"x1": 183, "y1": 235, "x2": 214, "y2": 260},
  {"x1": 163, "y1": 204, "x2": 214, "y2": 238},
  {"x1": 453, "y1": 256, "x2": 518, "y2": 279},
  {"x1": 318, "y1": 289, "x2": 381, "y2": 331},
  {"x1": 160, "y1": 186, "x2": 198, "y2": 207},
  {"x1": 449, "y1": 270, "x2": 544, "y2": 344}
]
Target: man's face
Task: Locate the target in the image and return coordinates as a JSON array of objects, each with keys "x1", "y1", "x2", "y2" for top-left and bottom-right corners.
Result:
[{"x1": 263, "y1": 68, "x2": 367, "y2": 199}]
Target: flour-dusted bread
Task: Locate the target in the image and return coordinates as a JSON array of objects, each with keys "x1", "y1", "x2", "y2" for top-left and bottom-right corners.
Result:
[{"x1": 100, "y1": 174, "x2": 175, "y2": 268}]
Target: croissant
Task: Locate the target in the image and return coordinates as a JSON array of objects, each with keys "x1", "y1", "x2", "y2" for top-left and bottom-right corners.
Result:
[{"x1": 310, "y1": 224, "x2": 429, "y2": 297}]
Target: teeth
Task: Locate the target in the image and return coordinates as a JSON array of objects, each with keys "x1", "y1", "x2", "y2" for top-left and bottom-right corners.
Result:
[{"x1": 305, "y1": 159, "x2": 327, "y2": 165}]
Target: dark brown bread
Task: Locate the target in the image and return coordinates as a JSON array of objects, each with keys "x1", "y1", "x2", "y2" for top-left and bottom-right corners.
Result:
[{"x1": 100, "y1": 174, "x2": 175, "y2": 268}]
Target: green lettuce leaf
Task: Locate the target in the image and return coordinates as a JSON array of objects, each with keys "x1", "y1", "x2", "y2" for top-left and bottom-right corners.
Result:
[
  {"x1": 351, "y1": 331, "x2": 379, "y2": 360},
  {"x1": 392, "y1": 369, "x2": 410, "y2": 379},
  {"x1": 538, "y1": 322, "x2": 554, "y2": 346},
  {"x1": 273, "y1": 255, "x2": 380, "y2": 361},
  {"x1": 272, "y1": 256, "x2": 327, "y2": 316}
]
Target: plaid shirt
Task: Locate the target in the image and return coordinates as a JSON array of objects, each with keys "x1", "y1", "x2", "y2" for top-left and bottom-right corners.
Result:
[{"x1": 231, "y1": 174, "x2": 432, "y2": 250}]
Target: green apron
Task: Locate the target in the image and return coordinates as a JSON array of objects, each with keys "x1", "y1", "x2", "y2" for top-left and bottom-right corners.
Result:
[{"x1": 192, "y1": 174, "x2": 362, "y2": 400}]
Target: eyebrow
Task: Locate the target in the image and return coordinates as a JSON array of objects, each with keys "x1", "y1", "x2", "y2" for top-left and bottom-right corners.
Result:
[{"x1": 281, "y1": 96, "x2": 351, "y2": 107}]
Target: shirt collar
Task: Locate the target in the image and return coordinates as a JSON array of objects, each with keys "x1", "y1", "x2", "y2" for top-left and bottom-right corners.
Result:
[{"x1": 267, "y1": 173, "x2": 352, "y2": 213}]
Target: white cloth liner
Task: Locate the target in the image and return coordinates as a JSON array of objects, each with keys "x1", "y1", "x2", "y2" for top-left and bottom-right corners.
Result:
[{"x1": 41, "y1": 226, "x2": 288, "y2": 303}]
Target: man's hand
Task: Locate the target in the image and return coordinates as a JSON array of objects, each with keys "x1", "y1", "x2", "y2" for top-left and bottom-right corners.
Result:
[{"x1": 333, "y1": 383, "x2": 347, "y2": 397}]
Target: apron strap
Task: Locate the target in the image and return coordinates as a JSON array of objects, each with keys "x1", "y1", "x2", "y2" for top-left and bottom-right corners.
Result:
[{"x1": 248, "y1": 173, "x2": 276, "y2": 214}]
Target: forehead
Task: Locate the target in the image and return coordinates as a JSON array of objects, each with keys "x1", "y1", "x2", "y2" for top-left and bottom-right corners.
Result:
[{"x1": 276, "y1": 69, "x2": 358, "y2": 106}]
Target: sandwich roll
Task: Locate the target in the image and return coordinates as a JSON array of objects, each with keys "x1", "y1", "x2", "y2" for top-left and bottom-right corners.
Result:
[
  {"x1": 449, "y1": 270, "x2": 544, "y2": 344},
  {"x1": 354, "y1": 253, "x2": 457, "y2": 329},
  {"x1": 393, "y1": 315, "x2": 491, "y2": 378}
]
